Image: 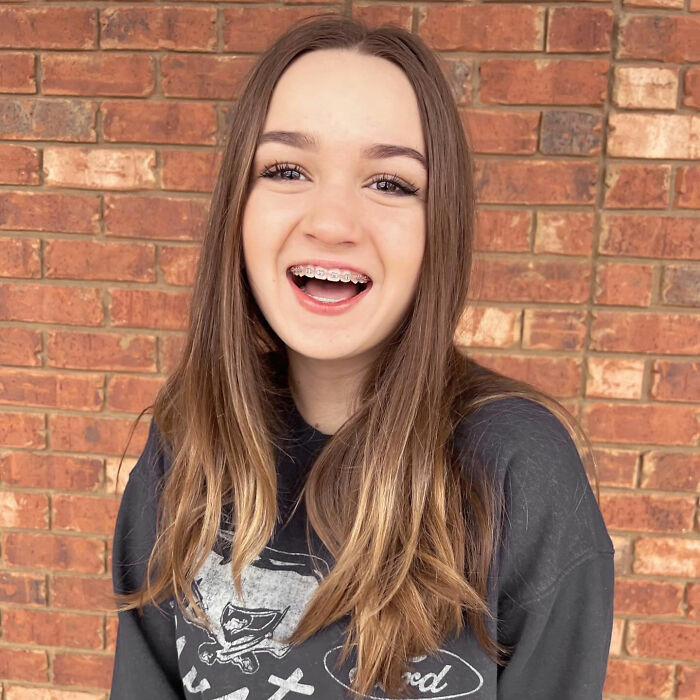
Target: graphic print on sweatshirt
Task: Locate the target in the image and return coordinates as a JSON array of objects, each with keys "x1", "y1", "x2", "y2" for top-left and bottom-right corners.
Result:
[{"x1": 171, "y1": 526, "x2": 487, "y2": 700}]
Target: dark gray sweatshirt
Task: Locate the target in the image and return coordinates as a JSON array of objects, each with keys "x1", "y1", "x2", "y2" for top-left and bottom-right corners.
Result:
[{"x1": 111, "y1": 395, "x2": 614, "y2": 699}]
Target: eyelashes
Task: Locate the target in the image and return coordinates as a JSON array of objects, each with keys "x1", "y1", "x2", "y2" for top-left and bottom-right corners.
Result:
[{"x1": 258, "y1": 160, "x2": 420, "y2": 197}]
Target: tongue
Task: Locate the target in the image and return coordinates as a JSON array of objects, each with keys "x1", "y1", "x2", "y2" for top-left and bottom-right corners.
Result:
[{"x1": 303, "y1": 278, "x2": 359, "y2": 301}]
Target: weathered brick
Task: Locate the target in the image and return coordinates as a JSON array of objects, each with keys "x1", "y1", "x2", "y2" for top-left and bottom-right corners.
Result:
[
  {"x1": 0, "y1": 283, "x2": 103, "y2": 325},
  {"x1": 610, "y1": 619, "x2": 625, "y2": 656},
  {"x1": 0, "y1": 327, "x2": 42, "y2": 367},
  {"x1": 100, "y1": 7, "x2": 216, "y2": 51},
  {"x1": 102, "y1": 100, "x2": 217, "y2": 145},
  {"x1": 534, "y1": 211, "x2": 595, "y2": 255},
  {"x1": 684, "y1": 67, "x2": 700, "y2": 109},
  {"x1": 0, "y1": 368, "x2": 102, "y2": 410},
  {"x1": 0, "y1": 237, "x2": 40, "y2": 279},
  {"x1": 53, "y1": 494, "x2": 120, "y2": 536},
  {"x1": 540, "y1": 110, "x2": 602, "y2": 155},
  {"x1": 0, "y1": 191, "x2": 100, "y2": 233},
  {"x1": 107, "y1": 374, "x2": 165, "y2": 413},
  {"x1": 627, "y1": 621, "x2": 700, "y2": 661},
  {"x1": 618, "y1": 15, "x2": 700, "y2": 62},
  {"x1": 604, "y1": 659, "x2": 674, "y2": 698},
  {"x1": 104, "y1": 194, "x2": 208, "y2": 240},
  {"x1": 0, "y1": 7, "x2": 96, "y2": 49},
  {"x1": 614, "y1": 578, "x2": 683, "y2": 616},
  {"x1": 591, "y1": 311, "x2": 700, "y2": 355},
  {"x1": 586, "y1": 357, "x2": 644, "y2": 399},
  {"x1": 110, "y1": 288, "x2": 191, "y2": 330},
  {"x1": 159, "y1": 245, "x2": 200, "y2": 286},
  {"x1": 45, "y1": 239, "x2": 156, "y2": 282},
  {"x1": 42, "y1": 53, "x2": 155, "y2": 97},
  {"x1": 2, "y1": 532, "x2": 103, "y2": 573},
  {"x1": 583, "y1": 401, "x2": 700, "y2": 445},
  {"x1": 161, "y1": 54, "x2": 253, "y2": 99},
  {"x1": 651, "y1": 360, "x2": 700, "y2": 402},
  {"x1": 474, "y1": 210, "x2": 531, "y2": 252},
  {"x1": 480, "y1": 59, "x2": 608, "y2": 105},
  {"x1": 595, "y1": 450, "x2": 638, "y2": 488},
  {"x1": 0, "y1": 450, "x2": 103, "y2": 491},
  {"x1": 0, "y1": 52, "x2": 36, "y2": 93},
  {"x1": 161, "y1": 149, "x2": 221, "y2": 192},
  {"x1": 0, "y1": 571, "x2": 46, "y2": 606},
  {"x1": 46, "y1": 330, "x2": 156, "y2": 372},
  {"x1": 662, "y1": 265, "x2": 700, "y2": 307},
  {"x1": 624, "y1": 0, "x2": 683, "y2": 8},
  {"x1": 600, "y1": 214, "x2": 700, "y2": 260},
  {"x1": 352, "y1": 4, "x2": 412, "y2": 33},
  {"x1": 640, "y1": 451, "x2": 700, "y2": 493},
  {"x1": 49, "y1": 414, "x2": 150, "y2": 457},
  {"x1": 594, "y1": 262, "x2": 654, "y2": 306},
  {"x1": 522, "y1": 309, "x2": 588, "y2": 351},
  {"x1": 51, "y1": 575, "x2": 114, "y2": 612},
  {"x1": 613, "y1": 66, "x2": 679, "y2": 109},
  {"x1": 462, "y1": 109, "x2": 539, "y2": 154},
  {"x1": 3, "y1": 609, "x2": 102, "y2": 649},
  {"x1": 0, "y1": 490, "x2": 48, "y2": 529},
  {"x1": 600, "y1": 492, "x2": 696, "y2": 532},
  {"x1": 418, "y1": 5, "x2": 544, "y2": 51},
  {"x1": 161, "y1": 334, "x2": 186, "y2": 375},
  {"x1": 0, "y1": 144, "x2": 40, "y2": 186},
  {"x1": 547, "y1": 7, "x2": 614, "y2": 53},
  {"x1": 441, "y1": 56, "x2": 474, "y2": 106},
  {"x1": 678, "y1": 666, "x2": 700, "y2": 700},
  {"x1": 0, "y1": 411, "x2": 44, "y2": 449},
  {"x1": 0, "y1": 648, "x2": 48, "y2": 683},
  {"x1": 454, "y1": 306, "x2": 521, "y2": 349},
  {"x1": 604, "y1": 164, "x2": 670, "y2": 208},
  {"x1": 608, "y1": 113, "x2": 700, "y2": 159},
  {"x1": 53, "y1": 652, "x2": 113, "y2": 689},
  {"x1": 675, "y1": 166, "x2": 700, "y2": 209},
  {"x1": 0, "y1": 98, "x2": 97, "y2": 142},
  {"x1": 475, "y1": 159, "x2": 597, "y2": 204},
  {"x1": 634, "y1": 537, "x2": 700, "y2": 577},
  {"x1": 43, "y1": 147, "x2": 156, "y2": 190}
]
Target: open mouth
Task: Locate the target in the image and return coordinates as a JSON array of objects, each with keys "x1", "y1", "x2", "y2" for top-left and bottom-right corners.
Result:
[{"x1": 287, "y1": 267, "x2": 371, "y2": 303}]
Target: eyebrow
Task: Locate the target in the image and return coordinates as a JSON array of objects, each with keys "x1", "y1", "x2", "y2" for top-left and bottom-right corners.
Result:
[{"x1": 258, "y1": 130, "x2": 427, "y2": 170}]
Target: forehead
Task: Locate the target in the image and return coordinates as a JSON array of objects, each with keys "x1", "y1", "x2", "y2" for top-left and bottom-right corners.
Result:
[{"x1": 261, "y1": 48, "x2": 425, "y2": 156}]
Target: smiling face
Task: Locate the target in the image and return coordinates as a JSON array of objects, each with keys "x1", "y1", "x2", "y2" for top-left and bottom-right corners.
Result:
[{"x1": 242, "y1": 48, "x2": 427, "y2": 366}]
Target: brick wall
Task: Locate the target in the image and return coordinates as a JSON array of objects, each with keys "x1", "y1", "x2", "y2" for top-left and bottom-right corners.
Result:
[{"x1": 0, "y1": 3, "x2": 698, "y2": 698}]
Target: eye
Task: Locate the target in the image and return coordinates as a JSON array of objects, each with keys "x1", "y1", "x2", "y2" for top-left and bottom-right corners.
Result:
[{"x1": 258, "y1": 161, "x2": 420, "y2": 197}]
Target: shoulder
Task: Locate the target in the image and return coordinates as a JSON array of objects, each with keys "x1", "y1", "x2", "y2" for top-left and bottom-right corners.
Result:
[
  {"x1": 452, "y1": 396, "x2": 614, "y2": 604},
  {"x1": 127, "y1": 419, "x2": 172, "y2": 501}
]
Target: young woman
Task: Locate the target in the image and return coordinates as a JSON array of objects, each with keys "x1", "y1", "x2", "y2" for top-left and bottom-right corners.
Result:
[{"x1": 110, "y1": 14, "x2": 614, "y2": 700}]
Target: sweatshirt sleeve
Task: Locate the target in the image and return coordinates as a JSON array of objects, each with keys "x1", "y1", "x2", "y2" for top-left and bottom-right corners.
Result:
[{"x1": 111, "y1": 419, "x2": 185, "y2": 700}]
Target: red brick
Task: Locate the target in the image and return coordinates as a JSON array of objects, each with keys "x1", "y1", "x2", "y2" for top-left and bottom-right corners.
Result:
[
  {"x1": 618, "y1": 15, "x2": 700, "y2": 62},
  {"x1": 454, "y1": 306, "x2": 520, "y2": 349},
  {"x1": 613, "y1": 66, "x2": 679, "y2": 109},
  {"x1": 688, "y1": 584, "x2": 700, "y2": 620},
  {"x1": 0, "y1": 572, "x2": 46, "y2": 606},
  {"x1": 100, "y1": 7, "x2": 216, "y2": 51},
  {"x1": 102, "y1": 100, "x2": 217, "y2": 145},
  {"x1": 662, "y1": 265, "x2": 700, "y2": 307},
  {"x1": 583, "y1": 402, "x2": 700, "y2": 445},
  {"x1": 678, "y1": 666, "x2": 700, "y2": 700},
  {"x1": 522, "y1": 309, "x2": 587, "y2": 351},
  {"x1": 0, "y1": 191, "x2": 100, "y2": 234},
  {"x1": 540, "y1": 110, "x2": 602, "y2": 155},
  {"x1": 161, "y1": 334, "x2": 186, "y2": 375},
  {"x1": 3, "y1": 609, "x2": 102, "y2": 649},
  {"x1": 0, "y1": 450, "x2": 103, "y2": 491},
  {"x1": 474, "y1": 210, "x2": 531, "y2": 252},
  {"x1": 159, "y1": 245, "x2": 200, "y2": 286},
  {"x1": 0, "y1": 368, "x2": 102, "y2": 410},
  {"x1": 591, "y1": 311, "x2": 700, "y2": 355},
  {"x1": 419, "y1": 5, "x2": 544, "y2": 51},
  {"x1": 547, "y1": 7, "x2": 614, "y2": 53},
  {"x1": 627, "y1": 621, "x2": 700, "y2": 661},
  {"x1": 640, "y1": 452, "x2": 700, "y2": 493},
  {"x1": 222, "y1": 7, "x2": 331, "y2": 53},
  {"x1": 0, "y1": 52, "x2": 35, "y2": 92},
  {"x1": 2, "y1": 532, "x2": 103, "y2": 573},
  {"x1": 475, "y1": 159, "x2": 597, "y2": 204},
  {"x1": 684, "y1": 67, "x2": 700, "y2": 109},
  {"x1": 107, "y1": 374, "x2": 165, "y2": 413},
  {"x1": 0, "y1": 144, "x2": 40, "y2": 185},
  {"x1": 676, "y1": 166, "x2": 700, "y2": 209},
  {"x1": 104, "y1": 194, "x2": 209, "y2": 240},
  {"x1": 600, "y1": 215, "x2": 700, "y2": 260},
  {"x1": 161, "y1": 54, "x2": 252, "y2": 99},
  {"x1": 534, "y1": 211, "x2": 594, "y2": 255},
  {"x1": 604, "y1": 658, "x2": 674, "y2": 698},
  {"x1": 51, "y1": 575, "x2": 114, "y2": 612},
  {"x1": 46, "y1": 330, "x2": 156, "y2": 372},
  {"x1": 624, "y1": 0, "x2": 683, "y2": 7},
  {"x1": 110, "y1": 288, "x2": 190, "y2": 330},
  {"x1": 106, "y1": 616, "x2": 119, "y2": 651},
  {"x1": 0, "y1": 98, "x2": 97, "y2": 142},
  {"x1": 0, "y1": 327, "x2": 42, "y2": 367},
  {"x1": 0, "y1": 490, "x2": 48, "y2": 529},
  {"x1": 0, "y1": 237, "x2": 41, "y2": 278},
  {"x1": 0, "y1": 648, "x2": 47, "y2": 683},
  {"x1": 0, "y1": 283, "x2": 103, "y2": 326},
  {"x1": 601, "y1": 493, "x2": 695, "y2": 533},
  {"x1": 586, "y1": 357, "x2": 645, "y2": 400},
  {"x1": 161, "y1": 149, "x2": 221, "y2": 192},
  {"x1": 594, "y1": 262, "x2": 654, "y2": 306},
  {"x1": 594, "y1": 449, "x2": 638, "y2": 488},
  {"x1": 617, "y1": 578, "x2": 684, "y2": 616},
  {"x1": 53, "y1": 494, "x2": 121, "y2": 536},
  {"x1": 608, "y1": 113, "x2": 700, "y2": 159},
  {"x1": 42, "y1": 53, "x2": 155, "y2": 97},
  {"x1": 48, "y1": 414, "x2": 151, "y2": 457},
  {"x1": 604, "y1": 164, "x2": 670, "y2": 209},
  {"x1": 352, "y1": 4, "x2": 413, "y2": 32},
  {"x1": 0, "y1": 7, "x2": 96, "y2": 49},
  {"x1": 441, "y1": 56, "x2": 474, "y2": 106},
  {"x1": 634, "y1": 537, "x2": 700, "y2": 577},
  {"x1": 53, "y1": 652, "x2": 113, "y2": 689},
  {"x1": 462, "y1": 109, "x2": 539, "y2": 154},
  {"x1": 652, "y1": 360, "x2": 700, "y2": 402},
  {"x1": 480, "y1": 58, "x2": 608, "y2": 105},
  {"x1": 0, "y1": 411, "x2": 44, "y2": 449}
]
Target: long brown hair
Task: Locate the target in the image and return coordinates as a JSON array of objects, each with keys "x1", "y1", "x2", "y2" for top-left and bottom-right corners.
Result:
[{"x1": 112, "y1": 13, "x2": 601, "y2": 698}]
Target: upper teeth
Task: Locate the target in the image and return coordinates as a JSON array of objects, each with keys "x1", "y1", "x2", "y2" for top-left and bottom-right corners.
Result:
[{"x1": 289, "y1": 264, "x2": 370, "y2": 284}]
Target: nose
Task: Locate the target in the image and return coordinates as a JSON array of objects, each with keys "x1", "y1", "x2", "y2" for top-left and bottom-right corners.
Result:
[{"x1": 300, "y1": 182, "x2": 362, "y2": 247}]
